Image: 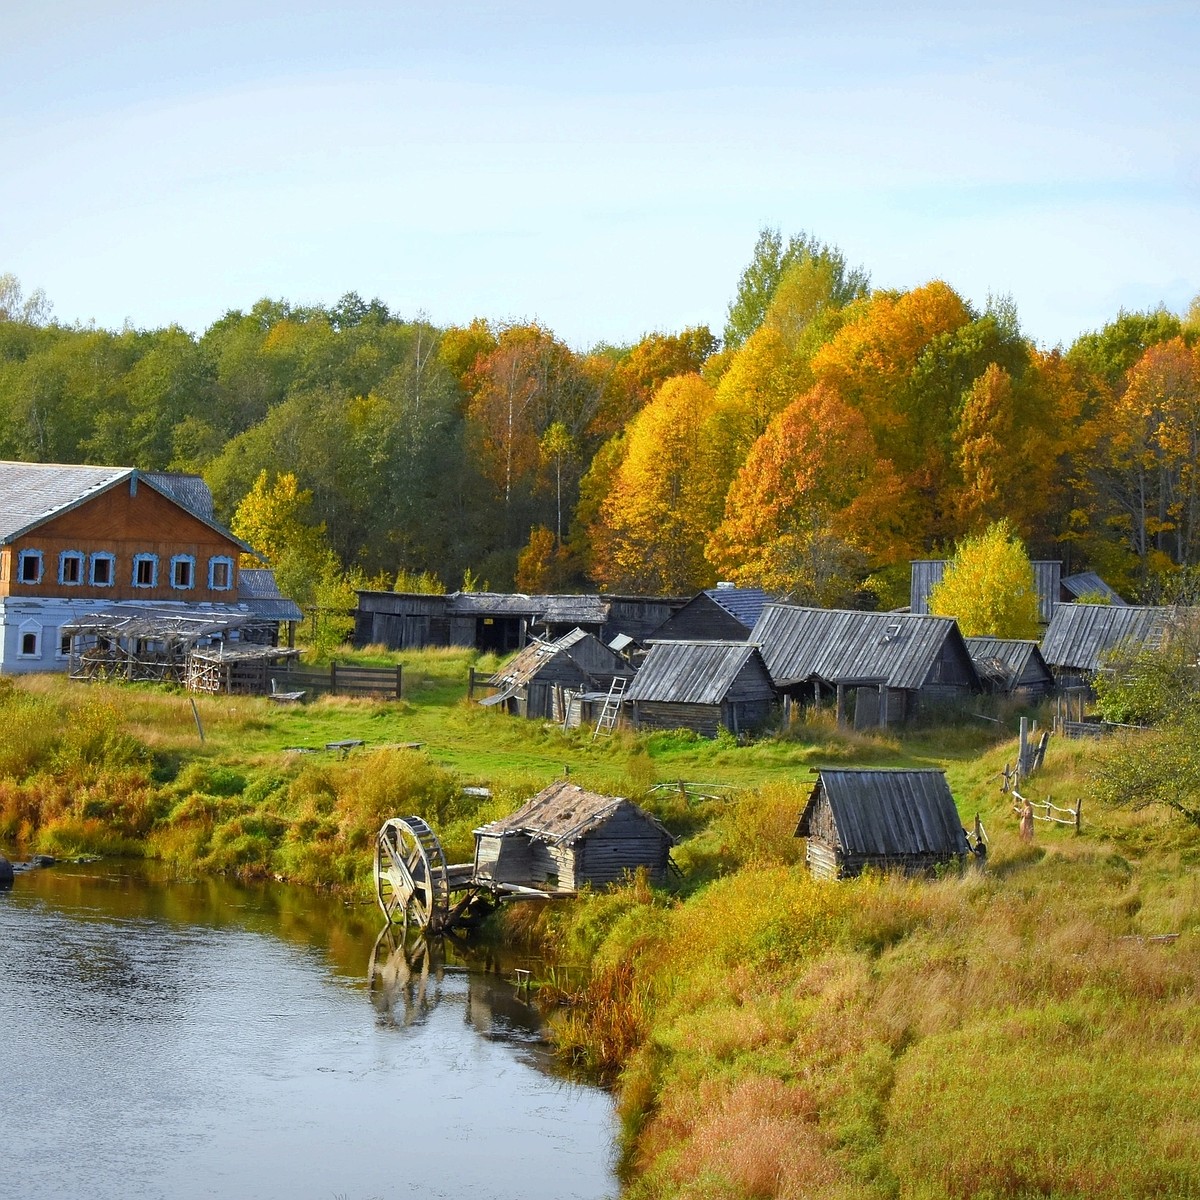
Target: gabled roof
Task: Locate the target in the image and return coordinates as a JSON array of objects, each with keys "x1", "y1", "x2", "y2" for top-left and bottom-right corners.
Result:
[
  {"x1": 625, "y1": 640, "x2": 774, "y2": 705},
  {"x1": 964, "y1": 637, "x2": 1053, "y2": 692},
  {"x1": 704, "y1": 586, "x2": 771, "y2": 629},
  {"x1": 796, "y1": 768, "x2": 968, "y2": 857},
  {"x1": 0, "y1": 461, "x2": 249, "y2": 550},
  {"x1": 475, "y1": 779, "x2": 673, "y2": 846},
  {"x1": 1060, "y1": 572, "x2": 1126, "y2": 606},
  {"x1": 487, "y1": 627, "x2": 630, "y2": 691},
  {"x1": 751, "y1": 604, "x2": 980, "y2": 692},
  {"x1": 1040, "y1": 603, "x2": 1187, "y2": 673},
  {"x1": 238, "y1": 567, "x2": 303, "y2": 622}
]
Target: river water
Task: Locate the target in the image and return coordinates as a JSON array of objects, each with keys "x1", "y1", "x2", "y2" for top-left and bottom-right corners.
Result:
[{"x1": 0, "y1": 863, "x2": 617, "y2": 1200}]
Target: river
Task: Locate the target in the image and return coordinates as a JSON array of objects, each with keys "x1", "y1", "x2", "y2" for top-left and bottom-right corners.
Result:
[{"x1": 0, "y1": 862, "x2": 617, "y2": 1200}]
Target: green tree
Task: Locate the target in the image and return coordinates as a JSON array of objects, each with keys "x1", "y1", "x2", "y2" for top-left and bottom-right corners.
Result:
[{"x1": 927, "y1": 519, "x2": 1040, "y2": 638}]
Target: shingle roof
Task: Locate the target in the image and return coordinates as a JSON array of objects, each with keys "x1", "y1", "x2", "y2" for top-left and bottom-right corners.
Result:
[
  {"x1": 445, "y1": 592, "x2": 608, "y2": 623},
  {"x1": 751, "y1": 604, "x2": 979, "y2": 691},
  {"x1": 626, "y1": 640, "x2": 773, "y2": 704},
  {"x1": 0, "y1": 461, "x2": 131, "y2": 542},
  {"x1": 475, "y1": 779, "x2": 672, "y2": 846},
  {"x1": 704, "y1": 586, "x2": 771, "y2": 629},
  {"x1": 797, "y1": 768, "x2": 968, "y2": 857},
  {"x1": 238, "y1": 567, "x2": 303, "y2": 622},
  {"x1": 144, "y1": 472, "x2": 216, "y2": 522},
  {"x1": 1040, "y1": 603, "x2": 1186, "y2": 672}
]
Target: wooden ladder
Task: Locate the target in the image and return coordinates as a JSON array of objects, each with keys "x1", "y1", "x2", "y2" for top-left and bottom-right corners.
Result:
[{"x1": 592, "y1": 676, "x2": 628, "y2": 741}]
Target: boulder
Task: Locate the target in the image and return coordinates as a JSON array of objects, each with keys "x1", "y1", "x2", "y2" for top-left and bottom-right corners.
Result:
[{"x1": 0, "y1": 855, "x2": 13, "y2": 889}]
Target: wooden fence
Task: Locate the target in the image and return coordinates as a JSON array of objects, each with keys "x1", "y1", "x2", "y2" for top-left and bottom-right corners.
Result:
[
  {"x1": 1012, "y1": 788, "x2": 1082, "y2": 832},
  {"x1": 268, "y1": 662, "x2": 402, "y2": 699}
]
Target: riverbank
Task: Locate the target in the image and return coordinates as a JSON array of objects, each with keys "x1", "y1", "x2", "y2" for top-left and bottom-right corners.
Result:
[{"x1": 3, "y1": 660, "x2": 1200, "y2": 1198}]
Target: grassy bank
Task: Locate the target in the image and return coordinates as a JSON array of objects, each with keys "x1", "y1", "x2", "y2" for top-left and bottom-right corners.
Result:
[{"x1": 3, "y1": 659, "x2": 1199, "y2": 1197}]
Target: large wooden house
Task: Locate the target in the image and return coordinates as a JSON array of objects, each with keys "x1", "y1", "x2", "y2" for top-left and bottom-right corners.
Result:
[
  {"x1": 624, "y1": 639, "x2": 777, "y2": 737},
  {"x1": 472, "y1": 780, "x2": 675, "y2": 890},
  {"x1": 750, "y1": 604, "x2": 980, "y2": 727},
  {"x1": 795, "y1": 768, "x2": 969, "y2": 880},
  {"x1": 0, "y1": 462, "x2": 293, "y2": 674}
]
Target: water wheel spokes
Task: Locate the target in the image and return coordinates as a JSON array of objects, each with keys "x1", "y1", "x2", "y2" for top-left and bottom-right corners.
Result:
[{"x1": 374, "y1": 816, "x2": 450, "y2": 932}]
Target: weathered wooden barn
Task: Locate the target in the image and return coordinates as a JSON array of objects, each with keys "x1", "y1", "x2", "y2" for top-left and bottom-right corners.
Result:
[
  {"x1": 1059, "y1": 572, "x2": 1126, "y2": 605},
  {"x1": 647, "y1": 584, "x2": 771, "y2": 642},
  {"x1": 750, "y1": 604, "x2": 980, "y2": 727},
  {"x1": 624, "y1": 639, "x2": 777, "y2": 737},
  {"x1": 964, "y1": 636, "x2": 1055, "y2": 699},
  {"x1": 795, "y1": 768, "x2": 969, "y2": 880},
  {"x1": 1040, "y1": 603, "x2": 1189, "y2": 686},
  {"x1": 480, "y1": 627, "x2": 632, "y2": 722},
  {"x1": 472, "y1": 780, "x2": 675, "y2": 890}
]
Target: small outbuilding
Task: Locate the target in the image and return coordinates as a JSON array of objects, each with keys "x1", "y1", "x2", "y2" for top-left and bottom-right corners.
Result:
[
  {"x1": 624, "y1": 639, "x2": 777, "y2": 737},
  {"x1": 1040, "y1": 603, "x2": 1190, "y2": 687},
  {"x1": 964, "y1": 636, "x2": 1054, "y2": 699},
  {"x1": 472, "y1": 780, "x2": 675, "y2": 890},
  {"x1": 795, "y1": 768, "x2": 969, "y2": 880},
  {"x1": 647, "y1": 584, "x2": 772, "y2": 642}
]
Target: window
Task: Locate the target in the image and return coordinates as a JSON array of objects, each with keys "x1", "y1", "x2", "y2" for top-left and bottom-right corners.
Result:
[
  {"x1": 90, "y1": 553, "x2": 115, "y2": 587},
  {"x1": 17, "y1": 621, "x2": 41, "y2": 658},
  {"x1": 209, "y1": 556, "x2": 234, "y2": 591},
  {"x1": 59, "y1": 551, "x2": 85, "y2": 585},
  {"x1": 57, "y1": 631, "x2": 72, "y2": 659},
  {"x1": 132, "y1": 553, "x2": 158, "y2": 588},
  {"x1": 170, "y1": 555, "x2": 195, "y2": 590},
  {"x1": 17, "y1": 549, "x2": 43, "y2": 584}
]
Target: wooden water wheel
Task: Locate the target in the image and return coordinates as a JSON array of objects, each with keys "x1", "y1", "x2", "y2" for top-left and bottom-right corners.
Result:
[{"x1": 374, "y1": 816, "x2": 451, "y2": 932}]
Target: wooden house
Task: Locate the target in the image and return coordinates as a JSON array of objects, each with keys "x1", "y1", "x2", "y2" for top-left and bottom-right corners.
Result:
[
  {"x1": 480, "y1": 627, "x2": 632, "y2": 722},
  {"x1": 1040, "y1": 603, "x2": 1190, "y2": 687},
  {"x1": 472, "y1": 779, "x2": 675, "y2": 890},
  {"x1": 964, "y1": 636, "x2": 1054, "y2": 699},
  {"x1": 624, "y1": 639, "x2": 777, "y2": 737},
  {"x1": 750, "y1": 604, "x2": 980, "y2": 727},
  {"x1": 647, "y1": 584, "x2": 771, "y2": 642},
  {"x1": 0, "y1": 462, "x2": 294, "y2": 675},
  {"x1": 795, "y1": 768, "x2": 969, "y2": 880}
]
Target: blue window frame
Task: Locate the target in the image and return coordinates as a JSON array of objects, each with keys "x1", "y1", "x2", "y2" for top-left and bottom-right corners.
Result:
[
  {"x1": 170, "y1": 554, "x2": 196, "y2": 590},
  {"x1": 89, "y1": 553, "x2": 116, "y2": 587},
  {"x1": 208, "y1": 556, "x2": 234, "y2": 591},
  {"x1": 132, "y1": 553, "x2": 158, "y2": 588},
  {"x1": 17, "y1": 549, "x2": 44, "y2": 585},
  {"x1": 58, "y1": 550, "x2": 86, "y2": 585}
]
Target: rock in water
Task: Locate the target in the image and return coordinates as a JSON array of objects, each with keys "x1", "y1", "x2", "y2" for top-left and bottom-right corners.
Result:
[{"x1": 0, "y1": 855, "x2": 13, "y2": 889}]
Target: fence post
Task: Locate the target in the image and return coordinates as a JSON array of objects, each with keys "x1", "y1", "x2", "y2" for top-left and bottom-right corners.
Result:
[
  {"x1": 396, "y1": 664, "x2": 402, "y2": 700},
  {"x1": 330, "y1": 661, "x2": 337, "y2": 695},
  {"x1": 1075, "y1": 798, "x2": 1082, "y2": 832},
  {"x1": 468, "y1": 667, "x2": 476, "y2": 701}
]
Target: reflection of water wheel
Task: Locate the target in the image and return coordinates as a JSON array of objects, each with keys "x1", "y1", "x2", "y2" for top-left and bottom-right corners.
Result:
[
  {"x1": 368, "y1": 925, "x2": 444, "y2": 1027},
  {"x1": 374, "y1": 816, "x2": 450, "y2": 931}
]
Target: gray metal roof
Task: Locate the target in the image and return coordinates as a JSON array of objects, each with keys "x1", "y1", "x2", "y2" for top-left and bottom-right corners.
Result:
[
  {"x1": 704, "y1": 586, "x2": 771, "y2": 629},
  {"x1": 238, "y1": 567, "x2": 303, "y2": 622},
  {"x1": 475, "y1": 779, "x2": 673, "y2": 846},
  {"x1": 797, "y1": 768, "x2": 968, "y2": 857},
  {"x1": 1040, "y1": 603, "x2": 1186, "y2": 672},
  {"x1": 626, "y1": 640, "x2": 773, "y2": 705},
  {"x1": 964, "y1": 637, "x2": 1052, "y2": 692},
  {"x1": 1060, "y1": 572, "x2": 1126, "y2": 606},
  {"x1": 751, "y1": 604, "x2": 979, "y2": 691}
]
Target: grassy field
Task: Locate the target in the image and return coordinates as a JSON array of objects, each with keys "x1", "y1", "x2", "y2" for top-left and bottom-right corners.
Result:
[{"x1": 3, "y1": 652, "x2": 1200, "y2": 1199}]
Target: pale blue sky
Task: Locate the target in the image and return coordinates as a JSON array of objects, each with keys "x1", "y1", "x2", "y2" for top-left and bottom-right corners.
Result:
[{"x1": 2, "y1": 1, "x2": 1196, "y2": 349}]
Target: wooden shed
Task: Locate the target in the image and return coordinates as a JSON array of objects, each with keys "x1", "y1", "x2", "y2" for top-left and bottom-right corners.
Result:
[
  {"x1": 964, "y1": 636, "x2": 1054, "y2": 699},
  {"x1": 481, "y1": 627, "x2": 631, "y2": 722},
  {"x1": 750, "y1": 604, "x2": 980, "y2": 727},
  {"x1": 472, "y1": 780, "x2": 675, "y2": 890},
  {"x1": 647, "y1": 585, "x2": 772, "y2": 642},
  {"x1": 1040, "y1": 603, "x2": 1189, "y2": 687},
  {"x1": 624, "y1": 639, "x2": 777, "y2": 737},
  {"x1": 795, "y1": 768, "x2": 969, "y2": 880}
]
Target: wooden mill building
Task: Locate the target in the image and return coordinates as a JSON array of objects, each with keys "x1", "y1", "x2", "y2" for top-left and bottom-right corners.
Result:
[
  {"x1": 472, "y1": 780, "x2": 675, "y2": 890},
  {"x1": 624, "y1": 639, "x2": 777, "y2": 737},
  {"x1": 480, "y1": 627, "x2": 631, "y2": 722},
  {"x1": 964, "y1": 636, "x2": 1054, "y2": 699},
  {"x1": 795, "y1": 768, "x2": 969, "y2": 880},
  {"x1": 750, "y1": 604, "x2": 980, "y2": 727}
]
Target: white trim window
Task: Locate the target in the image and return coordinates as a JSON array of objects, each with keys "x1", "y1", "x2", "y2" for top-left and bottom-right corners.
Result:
[
  {"x1": 170, "y1": 554, "x2": 196, "y2": 590},
  {"x1": 59, "y1": 550, "x2": 86, "y2": 585},
  {"x1": 208, "y1": 556, "x2": 234, "y2": 591},
  {"x1": 57, "y1": 629, "x2": 72, "y2": 659},
  {"x1": 89, "y1": 552, "x2": 116, "y2": 587},
  {"x1": 18, "y1": 620, "x2": 42, "y2": 658},
  {"x1": 17, "y1": 549, "x2": 44, "y2": 584},
  {"x1": 132, "y1": 553, "x2": 158, "y2": 588}
]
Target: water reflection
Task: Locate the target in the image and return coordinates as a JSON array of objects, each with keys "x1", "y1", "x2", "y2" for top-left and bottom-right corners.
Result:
[{"x1": 0, "y1": 862, "x2": 616, "y2": 1200}]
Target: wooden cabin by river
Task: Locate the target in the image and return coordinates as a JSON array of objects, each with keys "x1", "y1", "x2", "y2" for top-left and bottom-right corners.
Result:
[
  {"x1": 796, "y1": 768, "x2": 969, "y2": 880},
  {"x1": 472, "y1": 780, "x2": 675, "y2": 890}
]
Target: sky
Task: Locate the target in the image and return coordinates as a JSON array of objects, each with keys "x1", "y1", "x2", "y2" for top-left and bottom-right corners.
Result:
[{"x1": 2, "y1": 0, "x2": 1197, "y2": 350}]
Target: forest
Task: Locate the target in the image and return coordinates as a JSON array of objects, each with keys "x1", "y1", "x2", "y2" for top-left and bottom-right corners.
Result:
[{"x1": 2, "y1": 229, "x2": 1199, "y2": 616}]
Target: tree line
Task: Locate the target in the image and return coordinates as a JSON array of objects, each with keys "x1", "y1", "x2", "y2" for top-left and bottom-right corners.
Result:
[{"x1": 1, "y1": 238, "x2": 1198, "y2": 613}]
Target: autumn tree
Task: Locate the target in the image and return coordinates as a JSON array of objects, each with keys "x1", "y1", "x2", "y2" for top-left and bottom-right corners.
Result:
[{"x1": 927, "y1": 519, "x2": 1040, "y2": 638}]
